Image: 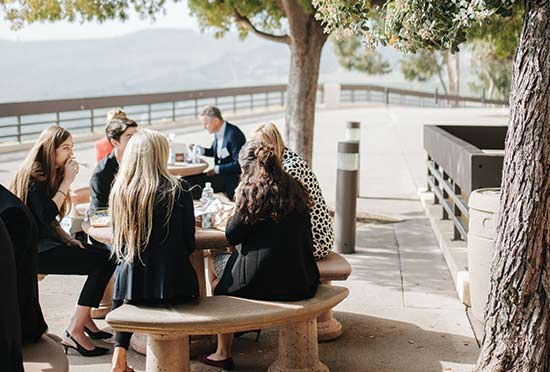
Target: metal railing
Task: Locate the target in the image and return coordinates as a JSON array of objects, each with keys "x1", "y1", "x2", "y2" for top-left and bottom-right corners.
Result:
[
  {"x1": 0, "y1": 84, "x2": 314, "y2": 144},
  {"x1": 341, "y1": 84, "x2": 509, "y2": 108},
  {"x1": 0, "y1": 83, "x2": 509, "y2": 145},
  {"x1": 427, "y1": 157, "x2": 469, "y2": 241}
]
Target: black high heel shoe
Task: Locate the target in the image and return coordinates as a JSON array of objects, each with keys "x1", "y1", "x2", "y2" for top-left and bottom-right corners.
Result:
[
  {"x1": 234, "y1": 329, "x2": 261, "y2": 341},
  {"x1": 61, "y1": 330, "x2": 109, "y2": 357},
  {"x1": 84, "y1": 326, "x2": 113, "y2": 340}
]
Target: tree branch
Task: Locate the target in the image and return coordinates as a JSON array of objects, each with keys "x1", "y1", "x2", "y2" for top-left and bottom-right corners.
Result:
[{"x1": 233, "y1": 8, "x2": 290, "y2": 45}]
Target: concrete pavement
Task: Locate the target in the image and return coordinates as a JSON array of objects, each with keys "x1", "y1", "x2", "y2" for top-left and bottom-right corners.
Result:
[{"x1": 3, "y1": 104, "x2": 509, "y2": 371}]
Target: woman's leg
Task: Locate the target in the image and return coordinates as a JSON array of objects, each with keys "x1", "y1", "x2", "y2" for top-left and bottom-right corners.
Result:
[
  {"x1": 208, "y1": 333, "x2": 234, "y2": 360},
  {"x1": 111, "y1": 299, "x2": 133, "y2": 372},
  {"x1": 38, "y1": 243, "x2": 116, "y2": 350}
]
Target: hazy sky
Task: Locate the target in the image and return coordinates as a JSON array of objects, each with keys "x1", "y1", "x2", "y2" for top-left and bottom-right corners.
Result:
[{"x1": 0, "y1": 2, "x2": 200, "y2": 41}]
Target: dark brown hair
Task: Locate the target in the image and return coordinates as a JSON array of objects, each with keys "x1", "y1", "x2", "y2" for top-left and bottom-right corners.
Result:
[
  {"x1": 235, "y1": 141, "x2": 310, "y2": 224},
  {"x1": 105, "y1": 109, "x2": 138, "y2": 144}
]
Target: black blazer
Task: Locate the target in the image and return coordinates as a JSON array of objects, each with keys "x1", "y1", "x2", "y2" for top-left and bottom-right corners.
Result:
[
  {"x1": 0, "y1": 185, "x2": 47, "y2": 344},
  {"x1": 113, "y1": 178, "x2": 199, "y2": 302},
  {"x1": 25, "y1": 179, "x2": 65, "y2": 253},
  {"x1": 89, "y1": 151, "x2": 119, "y2": 212},
  {"x1": 0, "y1": 217, "x2": 23, "y2": 372},
  {"x1": 214, "y1": 209, "x2": 320, "y2": 301},
  {"x1": 203, "y1": 122, "x2": 246, "y2": 199}
]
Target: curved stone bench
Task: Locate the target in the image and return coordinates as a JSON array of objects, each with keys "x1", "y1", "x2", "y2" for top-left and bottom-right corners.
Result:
[
  {"x1": 107, "y1": 284, "x2": 349, "y2": 372},
  {"x1": 23, "y1": 334, "x2": 69, "y2": 372},
  {"x1": 317, "y1": 252, "x2": 352, "y2": 341}
]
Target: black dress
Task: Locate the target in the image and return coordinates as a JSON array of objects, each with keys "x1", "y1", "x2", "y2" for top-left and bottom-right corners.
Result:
[
  {"x1": 89, "y1": 151, "x2": 118, "y2": 212},
  {"x1": 214, "y1": 209, "x2": 320, "y2": 301},
  {"x1": 0, "y1": 185, "x2": 47, "y2": 344},
  {"x1": 26, "y1": 179, "x2": 116, "y2": 308}
]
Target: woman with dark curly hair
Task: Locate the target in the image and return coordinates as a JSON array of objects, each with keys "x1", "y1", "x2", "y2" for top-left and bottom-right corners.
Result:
[{"x1": 199, "y1": 141, "x2": 320, "y2": 371}]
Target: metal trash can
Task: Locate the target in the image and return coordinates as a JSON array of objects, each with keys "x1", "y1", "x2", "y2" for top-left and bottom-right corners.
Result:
[{"x1": 467, "y1": 188, "x2": 500, "y2": 322}]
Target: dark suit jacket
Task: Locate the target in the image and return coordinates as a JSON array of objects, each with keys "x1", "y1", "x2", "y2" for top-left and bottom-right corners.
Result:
[
  {"x1": 215, "y1": 209, "x2": 320, "y2": 301},
  {"x1": 203, "y1": 122, "x2": 246, "y2": 199},
  {"x1": 0, "y1": 185, "x2": 47, "y2": 345},
  {"x1": 89, "y1": 151, "x2": 119, "y2": 212}
]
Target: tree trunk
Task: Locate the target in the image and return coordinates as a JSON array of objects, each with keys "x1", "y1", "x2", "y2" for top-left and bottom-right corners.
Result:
[
  {"x1": 283, "y1": 1, "x2": 328, "y2": 165},
  {"x1": 475, "y1": 1, "x2": 550, "y2": 372}
]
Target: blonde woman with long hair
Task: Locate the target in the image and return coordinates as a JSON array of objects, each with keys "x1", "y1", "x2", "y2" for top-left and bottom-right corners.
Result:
[
  {"x1": 251, "y1": 123, "x2": 334, "y2": 260},
  {"x1": 109, "y1": 129, "x2": 199, "y2": 372},
  {"x1": 10, "y1": 126, "x2": 115, "y2": 357}
]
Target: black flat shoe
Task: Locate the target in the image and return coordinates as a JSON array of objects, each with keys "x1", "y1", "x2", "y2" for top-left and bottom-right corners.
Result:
[
  {"x1": 61, "y1": 330, "x2": 109, "y2": 357},
  {"x1": 234, "y1": 329, "x2": 261, "y2": 341},
  {"x1": 84, "y1": 326, "x2": 113, "y2": 340},
  {"x1": 198, "y1": 354, "x2": 235, "y2": 371}
]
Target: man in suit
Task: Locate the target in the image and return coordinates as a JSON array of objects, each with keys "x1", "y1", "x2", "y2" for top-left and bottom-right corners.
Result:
[{"x1": 189, "y1": 106, "x2": 246, "y2": 200}]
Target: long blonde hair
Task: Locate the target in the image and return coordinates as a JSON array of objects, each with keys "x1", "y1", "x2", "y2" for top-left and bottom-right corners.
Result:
[
  {"x1": 109, "y1": 129, "x2": 180, "y2": 263},
  {"x1": 251, "y1": 122, "x2": 286, "y2": 161},
  {"x1": 10, "y1": 126, "x2": 72, "y2": 218}
]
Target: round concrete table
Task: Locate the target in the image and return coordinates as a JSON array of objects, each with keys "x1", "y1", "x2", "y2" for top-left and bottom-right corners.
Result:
[{"x1": 167, "y1": 161, "x2": 208, "y2": 177}]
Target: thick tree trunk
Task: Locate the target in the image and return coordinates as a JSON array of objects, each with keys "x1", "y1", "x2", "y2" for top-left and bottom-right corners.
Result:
[
  {"x1": 284, "y1": 1, "x2": 328, "y2": 165},
  {"x1": 475, "y1": 1, "x2": 550, "y2": 372}
]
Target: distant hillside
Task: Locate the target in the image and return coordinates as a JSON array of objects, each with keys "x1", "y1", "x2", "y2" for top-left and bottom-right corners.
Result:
[{"x1": 0, "y1": 28, "x2": 469, "y2": 103}]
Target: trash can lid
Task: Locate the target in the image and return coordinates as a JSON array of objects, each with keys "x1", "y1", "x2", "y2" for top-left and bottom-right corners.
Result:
[{"x1": 469, "y1": 188, "x2": 501, "y2": 213}]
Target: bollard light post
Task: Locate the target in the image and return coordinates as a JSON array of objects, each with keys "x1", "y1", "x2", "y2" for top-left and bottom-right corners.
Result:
[
  {"x1": 335, "y1": 141, "x2": 359, "y2": 254},
  {"x1": 345, "y1": 121, "x2": 361, "y2": 196}
]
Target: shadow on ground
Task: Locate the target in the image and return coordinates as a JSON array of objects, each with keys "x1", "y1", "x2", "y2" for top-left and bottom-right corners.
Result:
[{"x1": 64, "y1": 311, "x2": 477, "y2": 372}]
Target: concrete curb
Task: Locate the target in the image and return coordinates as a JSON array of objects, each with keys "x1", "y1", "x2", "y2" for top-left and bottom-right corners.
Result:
[{"x1": 419, "y1": 190, "x2": 471, "y2": 306}]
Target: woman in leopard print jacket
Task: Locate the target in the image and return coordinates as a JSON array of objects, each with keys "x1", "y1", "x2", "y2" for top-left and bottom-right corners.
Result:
[{"x1": 252, "y1": 123, "x2": 334, "y2": 260}]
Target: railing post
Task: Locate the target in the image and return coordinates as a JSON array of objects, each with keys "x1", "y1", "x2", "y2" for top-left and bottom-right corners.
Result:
[
  {"x1": 56, "y1": 112, "x2": 60, "y2": 126},
  {"x1": 90, "y1": 109, "x2": 95, "y2": 132},
  {"x1": 433, "y1": 162, "x2": 440, "y2": 205},
  {"x1": 147, "y1": 104, "x2": 152, "y2": 125},
  {"x1": 17, "y1": 115, "x2": 21, "y2": 143},
  {"x1": 194, "y1": 99, "x2": 199, "y2": 117},
  {"x1": 481, "y1": 88, "x2": 486, "y2": 107},
  {"x1": 265, "y1": 92, "x2": 269, "y2": 108},
  {"x1": 351, "y1": 89, "x2": 355, "y2": 103},
  {"x1": 453, "y1": 182, "x2": 462, "y2": 240},
  {"x1": 427, "y1": 155, "x2": 432, "y2": 192},
  {"x1": 172, "y1": 101, "x2": 176, "y2": 122},
  {"x1": 334, "y1": 141, "x2": 359, "y2": 254},
  {"x1": 435, "y1": 88, "x2": 439, "y2": 107},
  {"x1": 250, "y1": 94, "x2": 254, "y2": 111},
  {"x1": 214, "y1": 96, "x2": 218, "y2": 107},
  {"x1": 442, "y1": 171, "x2": 449, "y2": 220},
  {"x1": 280, "y1": 91, "x2": 284, "y2": 106},
  {"x1": 233, "y1": 96, "x2": 237, "y2": 113},
  {"x1": 385, "y1": 88, "x2": 390, "y2": 105}
]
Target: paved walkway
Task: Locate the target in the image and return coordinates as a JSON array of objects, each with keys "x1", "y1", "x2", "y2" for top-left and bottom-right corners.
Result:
[{"x1": 2, "y1": 104, "x2": 509, "y2": 371}]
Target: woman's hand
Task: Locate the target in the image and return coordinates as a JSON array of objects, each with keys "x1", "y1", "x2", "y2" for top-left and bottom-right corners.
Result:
[
  {"x1": 63, "y1": 157, "x2": 79, "y2": 184},
  {"x1": 67, "y1": 238, "x2": 86, "y2": 249}
]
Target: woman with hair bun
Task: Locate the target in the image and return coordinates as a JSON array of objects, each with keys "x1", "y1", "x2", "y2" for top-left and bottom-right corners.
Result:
[{"x1": 199, "y1": 141, "x2": 320, "y2": 371}]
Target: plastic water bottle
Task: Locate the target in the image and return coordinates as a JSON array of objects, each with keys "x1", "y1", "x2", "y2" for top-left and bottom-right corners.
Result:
[
  {"x1": 200, "y1": 182, "x2": 214, "y2": 206},
  {"x1": 168, "y1": 144, "x2": 176, "y2": 164},
  {"x1": 168, "y1": 133, "x2": 176, "y2": 164},
  {"x1": 193, "y1": 145, "x2": 201, "y2": 164}
]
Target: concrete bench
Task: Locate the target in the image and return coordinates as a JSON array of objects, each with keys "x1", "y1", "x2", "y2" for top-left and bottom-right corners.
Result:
[
  {"x1": 23, "y1": 334, "x2": 69, "y2": 372},
  {"x1": 317, "y1": 252, "x2": 352, "y2": 341},
  {"x1": 106, "y1": 284, "x2": 349, "y2": 372}
]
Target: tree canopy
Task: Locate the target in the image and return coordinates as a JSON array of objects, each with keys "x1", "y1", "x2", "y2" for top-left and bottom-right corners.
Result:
[{"x1": 313, "y1": 0, "x2": 518, "y2": 53}]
